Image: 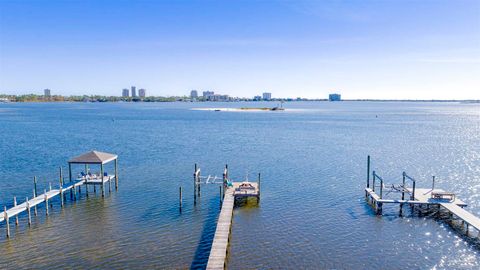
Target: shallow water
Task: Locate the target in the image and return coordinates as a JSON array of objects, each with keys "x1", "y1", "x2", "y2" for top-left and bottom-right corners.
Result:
[{"x1": 0, "y1": 101, "x2": 479, "y2": 269}]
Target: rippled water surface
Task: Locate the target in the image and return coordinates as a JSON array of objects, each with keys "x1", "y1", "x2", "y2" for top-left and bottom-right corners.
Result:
[{"x1": 0, "y1": 101, "x2": 479, "y2": 269}]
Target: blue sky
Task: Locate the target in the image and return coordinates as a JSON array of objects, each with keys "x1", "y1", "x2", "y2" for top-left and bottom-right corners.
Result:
[{"x1": 0, "y1": 0, "x2": 479, "y2": 99}]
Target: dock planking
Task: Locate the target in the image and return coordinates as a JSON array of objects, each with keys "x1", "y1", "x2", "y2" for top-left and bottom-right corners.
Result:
[
  {"x1": 206, "y1": 188, "x2": 235, "y2": 270},
  {"x1": 202, "y1": 165, "x2": 261, "y2": 270}
]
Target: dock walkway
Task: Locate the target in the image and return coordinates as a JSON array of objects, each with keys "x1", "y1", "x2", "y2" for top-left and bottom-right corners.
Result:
[
  {"x1": 206, "y1": 187, "x2": 235, "y2": 270},
  {"x1": 411, "y1": 188, "x2": 480, "y2": 231},
  {"x1": 205, "y1": 180, "x2": 260, "y2": 270}
]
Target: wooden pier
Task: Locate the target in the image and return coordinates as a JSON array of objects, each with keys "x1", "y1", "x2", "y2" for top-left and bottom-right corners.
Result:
[
  {"x1": 193, "y1": 165, "x2": 260, "y2": 270},
  {"x1": 1, "y1": 151, "x2": 118, "y2": 238},
  {"x1": 365, "y1": 155, "x2": 480, "y2": 239}
]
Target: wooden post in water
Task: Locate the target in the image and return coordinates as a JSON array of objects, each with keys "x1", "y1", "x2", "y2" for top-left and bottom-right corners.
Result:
[
  {"x1": 33, "y1": 189, "x2": 37, "y2": 216},
  {"x1": 59, "y1": 168, "x2": 64, "y2": 207},
  {"x1": 194, "y1": 164, "x2": 197, "y2": 205},
  {"x1": 14, "y1": 196, "x2": 18, "y2": 226},
  {"x1": 114, "y1": 158, "x2": 119, "y2": 190},
  {"x1": 101, "y1": 164, "x2": 105, "y2": 197},
  {"x1": 108, "y1": 173, "x2": 112, "y2": 193},
  {"x1": 412, "y1": 180, "x2": 416, "y2": 201},
  {"x1": 59, "y1": 166, "x2": 63, "y2": 186},
  {"x1": 372, "y1": 171, "x2": 376, "y2": 192},
  {"x1": 367, "y1": 155, "x2": 370, "y2": 188},
  {"x1": 69, "y1": 162, "x2": 74, "y2": 199},
  {"x1": 60, "y1": 185, "x2": 64, "y2": 207},
  {"x1": 197, "y1": 173, "x2": 201, "y2": 198},
  {"x1": 73, "y1": 179, "x2": 77, "y2": 200},
  {"x1": 4, "y1": 206, "x2": 10, "y2": 238},
  {"x1": 179, "y1": 186, "x2": 183, "y2": 210},
  {"x1": 33, "y1": 177, "x2": 38, "y2": 216},
  {"x1": 26, "y1": 197, "x2": 31, "y2": 226},
  {"x1": 44, "y1": 189, "x2": 49, "y2": 216}
]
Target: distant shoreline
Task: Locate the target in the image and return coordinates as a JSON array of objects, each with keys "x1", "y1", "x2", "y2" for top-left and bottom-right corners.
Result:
[{"x1": 1, "y1": 96, "x2": 479, "y2": 103}]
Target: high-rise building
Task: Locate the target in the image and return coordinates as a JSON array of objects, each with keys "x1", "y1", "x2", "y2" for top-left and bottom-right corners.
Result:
[
  {"x1": 190, "y1": 90, "x2": 198, "y2": 99},
  {"x1": 203, "y1": 91, "x2": 214, "y2": 101},
  {"x1": 131, "y1": 86, "x2": 137, "y2": 97},
  {"x1": 44, "y1": 89, "x2": 51, "y2": 97},
  {"x1": 329, "y1": 93, "x2": 341, "y2": 101},
  {"x1": 139, "y1": 88, "x2": 146, "y2": 98},
  {"x1": 253, "y1": 95, "x2": 262, "y2": 101},
  {"x1": 122, "y1": 88, "x2": 129, "y2": 97},
  {"x1": 262, "y1": 92, "x2": 272, "y2": 101}
]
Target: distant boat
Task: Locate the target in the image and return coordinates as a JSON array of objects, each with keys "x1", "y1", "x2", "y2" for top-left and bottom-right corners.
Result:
[{"x1": 0, "y1": 98, "x2": 11, "y2": 103}]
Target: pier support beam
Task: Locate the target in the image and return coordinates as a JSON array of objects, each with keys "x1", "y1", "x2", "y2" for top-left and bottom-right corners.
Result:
[
  {"x1": 101, "y1": 164, "x2": 105, "y2": 197},
  {"x1": 4, "y1": 206, "x2": 10, "y2": 238},
  {"x1": 14, "y1": 196, "x2": 18, "y2": 226},
  {"x1": 44, "y1": 190, "x2": 49, "y2": 216},
  {"x1": 115, "y1": 158, "x2": 118, "y2": 190},
  {"x1": 69, "y1": 163, "x2": 73, "y2": 198},
  {"x1": 367, "y1": 155, "x2": 370, "y2": 188},
  {"x1": 26, "y1": 197, "x2": 31, "y2": 226},
  {"x1": 179, "y1": 186, "x2": 183, "y2": 211},
  {"x1": 33, "y1": 176, "x2": 38, "y2": 216}
]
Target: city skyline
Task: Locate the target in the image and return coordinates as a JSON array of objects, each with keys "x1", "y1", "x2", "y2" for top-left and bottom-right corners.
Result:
[{"x1": 0, "y1": 0, "x2": 479, "y2": 99}]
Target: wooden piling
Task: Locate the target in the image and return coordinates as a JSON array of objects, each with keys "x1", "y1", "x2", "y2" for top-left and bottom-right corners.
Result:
[
  {"x1": 69, "y1": 163, "x2": 73, "y2": 198},
  {"x1": 4, "y1": 206, "x2": 10, "y2": 238},
  {"x1": 115, "y1": 158, "x2": 118, "y2": 190},
  {"x1": 33, "y1": 176, "x2": 38, "y2": 215},
  {"x1": 73, "y1": 180, "x2": 77, "y2": 200},
  {"x1": 26, "y1": 197, "x2": 31, "y2": 226},
  {"x1": 14, "y1": 197, "x2": 18, "y2": 226},
  {"x1": 372, "y1": 170, "x2": 376, "y2": 192},
  {"x1": 60, "y1": 186, "x2": 64, "y2": 207},
  {"x1": 194, "y1": 164, "x2": 198, "y2": 204},
  {"x1": 44, "y1": 190, "x2": 49, "y2": 216},
  {"x1": 60, "y1": 166, "x2": 63, "y2": 186},
  {"x1": 101, "y1": 164, "x2": 105, "y2": 197},
  {"x1": 33, "y1": 189, "x2": 37, "y2": 216},
  {"x1": 179, "y1": 186, "x2": 183, "y2": 210},
  {"x1": 367, "y1": 155, "x2": 370, "y2": 188}
]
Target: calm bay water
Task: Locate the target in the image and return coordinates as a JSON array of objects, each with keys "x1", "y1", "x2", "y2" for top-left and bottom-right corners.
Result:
[{"x1": 0, "y1": 101, "x2": 479, "y2": 269}]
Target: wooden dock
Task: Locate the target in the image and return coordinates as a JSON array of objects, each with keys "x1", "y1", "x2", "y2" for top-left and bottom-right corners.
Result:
[
  {"x1": 1, "y1": 151, "x2": 118, "y2": 238},
  {"x1": 206, "y1": 187, "x2": 235, "y2": 270},
  {"x1": 365, "y1": 155, "x2": 480, "y2": 239},
  {"x1": 200, "y1": 165, "x2": 260, "y2": 270}
]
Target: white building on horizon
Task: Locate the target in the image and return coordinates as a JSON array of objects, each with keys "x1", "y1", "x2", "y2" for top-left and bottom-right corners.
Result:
[
  {"x1": 139, "y1": 88, "x2": 146, "y2": 98},
  {"x1": 203, "y1": 91, "x2": 214, "y2": 101},
  {"x1": 262, "y1": 92, "x2": 272, "y2": 101}
]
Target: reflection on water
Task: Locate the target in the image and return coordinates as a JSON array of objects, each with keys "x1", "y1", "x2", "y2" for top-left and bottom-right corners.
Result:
[{"x1": 0, "y1": 101, "x2": 479, "y2": 269}]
